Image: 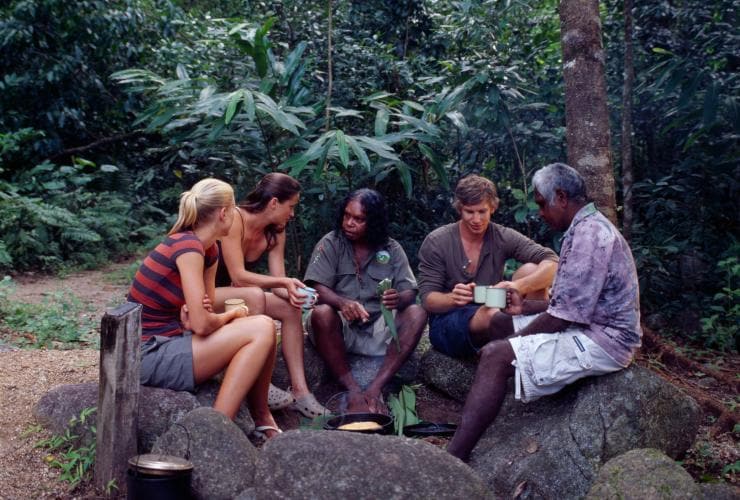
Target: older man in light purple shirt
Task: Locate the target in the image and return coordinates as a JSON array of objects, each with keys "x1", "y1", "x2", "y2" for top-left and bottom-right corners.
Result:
[{"x1": 447, "y1": 163, "x2": 641, "y2": 461}]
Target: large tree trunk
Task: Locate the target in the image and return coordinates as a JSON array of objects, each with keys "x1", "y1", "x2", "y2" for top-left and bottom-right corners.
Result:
[
  {"x1": 621, "y1": 0, "x2": 635, "y2": 241},
  {"x1": 559, "y1": 0, "x2": 617, "y2": 223}
]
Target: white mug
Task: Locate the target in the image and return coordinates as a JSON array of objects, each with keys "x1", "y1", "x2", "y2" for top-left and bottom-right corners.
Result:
[
  {"x1": 485, "y1": 287, "x2": 506, "y2": 309},
  {"x1": 299, "y1": 286, "x2": 318, "y2": 310},
  {"x1": 473, "y1": 285, "x2": 487, "y2": 304},
  {"x1": 224, "y1": 298, "x2": 249, "y2": 314}
]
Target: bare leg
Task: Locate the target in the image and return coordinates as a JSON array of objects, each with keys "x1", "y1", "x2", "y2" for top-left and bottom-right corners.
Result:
[
  {"x1": 264, "y1": 292, "x2": 312, "y2": 398},
  {"x1": 310, "y1": 304, "x2": 362, "y2": 393},
  {"x1": 363, "y1": 304, "x2": 427, "y2": 410},
  {"x1": 191, "y1": 314, "x2": 279, "y2": 435},
  {"x1": 447, "y1": 340, "x2": 516, "y2": 461},
  {"x1": 214, "y1": 286, "x2": 267, "y2": 314},
  {"x1": 470, "y1": 311, "x2": 514, "y2": 348},
  {"x1": 513, "y1": 263, "x2": 549, "y2": 301}
]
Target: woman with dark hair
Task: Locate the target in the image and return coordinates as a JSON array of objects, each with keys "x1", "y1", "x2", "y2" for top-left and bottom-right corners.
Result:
[
  {"x1": 303, "y1": 188, "x2": 427, "y2": 412},
  {"x1": 214, "y1": 172, "x2": 328, "y2": 418},
  {"x1": 128, "y1": 178, "x2": 280, "y2": 438},
  {"x1": 333, "y1": 188, "x2": 389, "y2": 248}
]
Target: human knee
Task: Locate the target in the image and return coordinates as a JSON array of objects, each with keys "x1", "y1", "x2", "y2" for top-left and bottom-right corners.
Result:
[
  {"x1": 311, "y1": 304, "x2": 339, "y2": 331},
  {"x1": 488, "y1": 311, "x2": 513, "y2": 336},
  {"x1": 479, "y1": 340, "x2": 513, "y2": 366},
  {"x1": 245, "y1": 314, "x2": 277, "y2": 346},
  {"x1": 512, "y1": 262, "x2": 539, "y2": 280}
]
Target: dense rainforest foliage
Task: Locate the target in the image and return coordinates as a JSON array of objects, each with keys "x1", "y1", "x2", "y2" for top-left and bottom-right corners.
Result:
[{"x1": 0, "y1": 0, "x2": 737, "y2": 351}]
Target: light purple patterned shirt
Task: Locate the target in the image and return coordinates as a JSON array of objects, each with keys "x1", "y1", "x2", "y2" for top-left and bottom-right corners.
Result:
[{"x1": 548, "y1": 203, "x2": 642, "y2": 366}]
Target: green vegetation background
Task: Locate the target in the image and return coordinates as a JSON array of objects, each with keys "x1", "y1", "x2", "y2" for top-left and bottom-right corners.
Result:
[{"x1": 0, "y1": 0, "x2": 737, "y2": 351}]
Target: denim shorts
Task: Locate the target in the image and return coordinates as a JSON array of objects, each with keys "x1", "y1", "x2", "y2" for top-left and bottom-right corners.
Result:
[
  {"x1": 428, "y1": 305, "x2": 479, "y2": 358},
  {"x1": 140, "y1": 333, "x2": 195, "y2": 392}
]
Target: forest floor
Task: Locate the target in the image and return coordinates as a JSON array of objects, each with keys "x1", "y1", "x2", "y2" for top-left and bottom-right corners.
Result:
[{"x1": 0, "y1": 260, "x2": 737, "y2": 498}]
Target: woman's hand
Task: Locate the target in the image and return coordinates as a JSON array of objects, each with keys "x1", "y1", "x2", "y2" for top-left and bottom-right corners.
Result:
[
  {"x1": 340, "y1": 299, "x2": 370, "y2": 323},
  {"x1": 284, "y1": 277, "x2": 309, "y2": 308},
  {"x1": 381, "y1": 288, "x2": 400, "y2": 310}
]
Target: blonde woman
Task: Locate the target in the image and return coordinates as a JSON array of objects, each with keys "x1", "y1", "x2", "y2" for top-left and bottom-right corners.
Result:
[
  {"x1": 128, "y1": 178, "x2": 280, "y2": 438},
  {"x1": 214, "y1": 173, "x2": 328, "y2": 418}
]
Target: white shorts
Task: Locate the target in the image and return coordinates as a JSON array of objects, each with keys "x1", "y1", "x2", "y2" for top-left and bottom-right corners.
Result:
[
  {"x1": 304, "y1": 310, "x2": 395, "y2": 357},
  {"x1": 508, "y1": 317, "x2": 623, "y2": 403}
]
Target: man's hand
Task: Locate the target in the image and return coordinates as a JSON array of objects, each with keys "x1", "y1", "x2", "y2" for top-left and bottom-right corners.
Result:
[
  {"x1": 504, "y1": 288, "x2": 525, "y2": 316},
  {"x1": 381, "y1": 288, "x2": 400, "y2": 310},
  {"x1": 451, "y1": 282, "x2": 475, "y2": 306},
  {"x1": 340, "y1": 299, "x2": 370, "y2": 323}
]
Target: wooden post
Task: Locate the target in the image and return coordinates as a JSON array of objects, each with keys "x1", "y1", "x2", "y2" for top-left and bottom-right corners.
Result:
[{"x1": 95, "y1": 302, "x2": 141, "y2": 493}]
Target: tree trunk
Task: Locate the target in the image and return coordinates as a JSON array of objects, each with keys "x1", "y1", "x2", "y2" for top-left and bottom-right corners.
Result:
[
  {"x1": 621, "y1": 0, "x2": 635, "y2": 241},
  {"x1": 324, "y1": 0, "x2": 334, "y2": 132},
  {"x1": 559, "y1": 0, "x2": 617, "y2": 223}
]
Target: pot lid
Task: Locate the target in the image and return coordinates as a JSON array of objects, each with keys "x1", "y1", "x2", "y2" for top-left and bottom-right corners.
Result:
[{"x1": 128, "y1": 454, "x2": 193, "y2": 473}]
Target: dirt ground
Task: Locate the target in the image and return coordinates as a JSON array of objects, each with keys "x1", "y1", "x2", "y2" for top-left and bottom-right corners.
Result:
[{"x1": 0, "y1": 262, "x2": 736, "y2": 498}]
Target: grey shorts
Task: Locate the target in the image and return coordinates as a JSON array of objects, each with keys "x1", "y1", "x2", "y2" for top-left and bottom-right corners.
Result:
[
  {"x1": 304, "y1": 310, "x2": 394, "y2": 356},
  {"x1": 140, "y1": 333, "x2": 195, "y2": 392},
  {"x1": 508, "y1": 317, "x2": 623, "y2": 403}
]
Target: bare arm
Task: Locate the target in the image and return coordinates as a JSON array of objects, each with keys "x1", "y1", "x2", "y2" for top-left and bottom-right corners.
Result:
[
  {"x1": 221, "y1": 218, "x2": 304, "y2": 292},
  {"x1": 177, "y1": 253, "x2": 247, "y2": 336},
  {"x1": 422, "y1": 283, "x2": 474, "y2": 314},
  {"x1": 497, "y1": 259, "x2": 558, "y2": 295},
  {"x1": 266, "y1": 232, "x2": 306, "y2": 307},
  {"x1": 314, "y1": 283, "x2": 370, "y2": 323},
  {"x1": 381, "y1": 288, "x2": 417, "y2": 311},
  {"x1": 514, "y1": 312, "x2": 570, "y2": 338}
]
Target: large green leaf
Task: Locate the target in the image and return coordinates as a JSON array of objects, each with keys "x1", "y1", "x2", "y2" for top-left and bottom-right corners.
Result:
[
  {"x1": 374, "y1": 108, "x2": 389, "y2": 137},
  {"x1": 344, "y1": 135, "x2": 371, "y2": 170},
  {"x1": 335, "y1": 130, "x2": 350, "y2": 168}
]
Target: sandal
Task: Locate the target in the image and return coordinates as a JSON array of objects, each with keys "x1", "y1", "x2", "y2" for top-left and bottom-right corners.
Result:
[
  {"x1": 251, "y1": 425, "x2": 283, "y2": 442},
  {"x1": 291, "y1": 392, "x2": 330, "y2": 418},
  {"x1": 268, "y1": 384, "x2": 295, "y2": 410}
]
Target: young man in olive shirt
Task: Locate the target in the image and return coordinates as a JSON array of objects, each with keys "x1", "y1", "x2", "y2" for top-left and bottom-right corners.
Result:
[{"x1": 418, "y1": 175, "x2": 558, "y2": 358}]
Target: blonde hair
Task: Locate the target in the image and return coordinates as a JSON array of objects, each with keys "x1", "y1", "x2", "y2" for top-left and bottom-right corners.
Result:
[{"x1": 169, "y1": 178, "x2": 235, "y2": 235}]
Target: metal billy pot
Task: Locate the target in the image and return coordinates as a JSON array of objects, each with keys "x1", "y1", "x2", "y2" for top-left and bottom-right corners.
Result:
[{"x1": 127, "y1": 454, "x2": 193, "y2": 500}]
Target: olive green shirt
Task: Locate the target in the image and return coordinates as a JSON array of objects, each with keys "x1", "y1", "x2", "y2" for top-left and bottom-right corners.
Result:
[
  {"x1": 304, "y1": 231, "x2": 417, "y2": 325},
  {"x1": 417, "y1": 222, "x2": 558, "y2": 302}
]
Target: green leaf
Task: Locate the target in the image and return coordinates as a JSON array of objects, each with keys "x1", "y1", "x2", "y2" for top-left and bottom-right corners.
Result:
[
  {"x1": 703, "y1": 82, "x2": 718, "y2": 127},
  {"x1": 344, "y1": 135, "x2": 371, "y2": 170},
  {"x1": 335, "y1": 130, "x2": 349, "y2": 168},
  {"x1": 395, "y1": 163, "x2": 413, "y2": 198},
  {"x1": 175, "y1": 64, "x2": 189, "y2": 81},
  {"x1": 242, "y1": 91, "x2": 256, "y2": 121},
  {"x1": 374, "y1": 108, "x2": 389, "y2": 137},
  {"x1": 355, "y1": 136, "x2": 400, "y2": 161},
  {"x1": 363, "y1": 91, "x2": 393, "y2": 102},
  {"x1": 445, "y1": 111, "x2": 468, "y2": 133},
  {"x1": 224, "y1": 90, "x2": 243, "y2": 125}
]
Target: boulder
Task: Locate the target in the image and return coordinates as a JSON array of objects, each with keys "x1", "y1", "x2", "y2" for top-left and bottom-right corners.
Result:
[
  {"x1": 252, "y1": 429, "x2": 492, "y2": 499},
  {"x1": 424, "y1": 359, "x2": 702, "y2": 499},
  {"x1": 152, "y1": 408, "x2": 258, "y2": 500},
  {"x1": 586, "y1": 448, "x2": 701, "y2": 499},
  {"x1": 698, "y1": 482, "x2": 740, "y2": 500},
  {"x1": 194, "y1": 380, "x2": 255, "y2": 436},
  {"x1": 34, "y1": 383, "x2": 202, "y2": 451},
  {"x1": 34, "y1": 382, "x2": 98, "y2": 446},
  {"x1": 420, "y1": 349, "x2": 476, "y2": 402}
]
